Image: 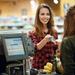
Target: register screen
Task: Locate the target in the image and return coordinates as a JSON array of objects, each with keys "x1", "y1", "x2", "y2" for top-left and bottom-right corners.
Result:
[{"x1": 5, "y1": 37, "x2": 25, "y2": 56}]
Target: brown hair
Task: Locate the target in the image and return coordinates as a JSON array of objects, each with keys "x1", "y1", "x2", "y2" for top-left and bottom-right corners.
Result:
[
  {"x1": 64, "y1": 5, "x2": 75, "y2": 37},
  {"x1": 34, "y1": 3, "x2": 55, "y2": 36}
]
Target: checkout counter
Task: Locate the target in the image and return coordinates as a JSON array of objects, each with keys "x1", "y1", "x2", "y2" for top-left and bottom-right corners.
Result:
[{"x1": 0, "y1": 30, "x2": 34, "y2": 75}]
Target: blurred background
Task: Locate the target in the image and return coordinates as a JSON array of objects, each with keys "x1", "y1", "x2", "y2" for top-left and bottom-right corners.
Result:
[{"x1": 0, "y1": 0, "x2": 74, "y2": 41}]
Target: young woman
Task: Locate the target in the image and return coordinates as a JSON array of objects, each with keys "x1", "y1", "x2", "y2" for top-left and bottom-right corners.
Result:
[{"x1": 29, "y1": 3, "x2": 58, "y2": 69}]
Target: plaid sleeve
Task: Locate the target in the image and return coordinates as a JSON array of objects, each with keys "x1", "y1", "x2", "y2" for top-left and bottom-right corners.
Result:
[{"x1": 28, "y1": 31, "x2": 38, "y2": 50}]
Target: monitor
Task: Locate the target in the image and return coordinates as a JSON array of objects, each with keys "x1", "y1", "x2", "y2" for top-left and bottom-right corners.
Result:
[{"x1": 1, "y1": 34, "x2": 27, "y2": 61}]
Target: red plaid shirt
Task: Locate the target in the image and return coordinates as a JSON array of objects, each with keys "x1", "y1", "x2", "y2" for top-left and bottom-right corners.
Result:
[{"x1": 29, "y1": 31, "x2": 58, "y2": 69}]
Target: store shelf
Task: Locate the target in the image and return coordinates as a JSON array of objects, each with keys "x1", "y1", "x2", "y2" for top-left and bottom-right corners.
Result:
[{"x1": 54, "y1": 16, "x2": 64, "y2": 41}]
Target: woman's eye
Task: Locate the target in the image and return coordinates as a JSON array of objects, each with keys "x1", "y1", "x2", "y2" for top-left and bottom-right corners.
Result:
[
  {"x1": 47, "y1": 13, "x2": 50, "y2": 16},
  {"x1": 40, "y1": 13, "x2": 50, "y2": 16},
  {"x1": 41, "y1": 13, "x2": 44, "y2": 15}
]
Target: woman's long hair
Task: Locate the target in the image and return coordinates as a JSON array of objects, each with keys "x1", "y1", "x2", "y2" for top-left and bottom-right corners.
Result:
[
  {"x1": 34, "y1": 3, "x2": 55, "y2": 36},
  {"x1": 64, "y1": 5, "x2": 75, "y2": 37}
]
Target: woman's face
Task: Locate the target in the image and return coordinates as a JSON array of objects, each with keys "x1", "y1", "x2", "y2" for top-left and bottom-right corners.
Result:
[{"x1": 39, "y1": 7, "x2": 50, "y2": 25}]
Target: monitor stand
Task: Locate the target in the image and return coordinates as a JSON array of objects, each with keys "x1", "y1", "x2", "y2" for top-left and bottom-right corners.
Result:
[{"x1": 6, "y1": 59, "x2": 26, "y2": 75}]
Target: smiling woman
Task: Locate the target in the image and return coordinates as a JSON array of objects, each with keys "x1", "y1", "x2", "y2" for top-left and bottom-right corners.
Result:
[
  {"x1": 28, "y1": 3, "x2": 58, "y2": 70},
  {"x1": 39, "y1": 7, "x2": 50, "y2": 27}
]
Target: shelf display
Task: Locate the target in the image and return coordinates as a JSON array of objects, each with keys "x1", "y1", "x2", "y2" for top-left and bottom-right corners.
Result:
[
  {"x1": 0, "y1": 16, "x2": 26, "y2": 31},
  {"x1": 0, "y1": 16, "x2": 25, "y2": 26},
  {"x1": 0, "y1": 16, "x2": 35, "y2": 34},
  {"x1": 22, "y1": 16, "x2": 35, "y2": 32},
  {"x1": 54, "y1": 16, "x2": 64, "y2": 42}
]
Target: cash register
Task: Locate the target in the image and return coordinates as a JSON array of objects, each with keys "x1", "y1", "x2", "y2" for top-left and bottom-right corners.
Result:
[{"x1": 1, "y1": 33, "x2": 34, "y2": 75}]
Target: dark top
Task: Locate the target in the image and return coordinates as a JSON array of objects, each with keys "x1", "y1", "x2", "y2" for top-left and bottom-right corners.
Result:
[
  {"x1": 61, "y1": 36, "x2": 75, "y2": 75},
  {"x1": 29, "y1": 31, "x2": 58, "y2": 69}
]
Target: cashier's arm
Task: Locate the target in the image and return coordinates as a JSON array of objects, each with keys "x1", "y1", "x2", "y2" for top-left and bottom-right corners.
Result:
[{"x1": 36, "y1": 34, "x2": 52, "y2": 50}]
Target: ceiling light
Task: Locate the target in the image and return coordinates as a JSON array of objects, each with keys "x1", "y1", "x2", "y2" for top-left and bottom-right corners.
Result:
[{"x1": 53, "y1": 0, "x2": 59, "y2": 4}]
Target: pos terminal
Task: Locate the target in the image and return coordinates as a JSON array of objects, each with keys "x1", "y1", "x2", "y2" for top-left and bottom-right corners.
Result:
[{"x1": 0, "y1": 33, "x2": 34, "y2": 75}]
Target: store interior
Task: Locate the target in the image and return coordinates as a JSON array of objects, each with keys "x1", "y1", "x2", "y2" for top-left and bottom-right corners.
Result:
[{"x1": 0, "y1": 0, "x2": 75, "y2": 75}]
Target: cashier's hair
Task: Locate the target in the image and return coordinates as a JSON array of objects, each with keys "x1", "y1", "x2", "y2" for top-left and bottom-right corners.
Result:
[{"x1": 34, "y1": 3, "x2": 56, "y2": 36}]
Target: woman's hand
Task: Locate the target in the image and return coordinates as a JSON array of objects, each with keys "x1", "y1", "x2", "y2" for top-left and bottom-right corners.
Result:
[{"x1": 44, "y1": 34, "x2": 52, "y2": 42}]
